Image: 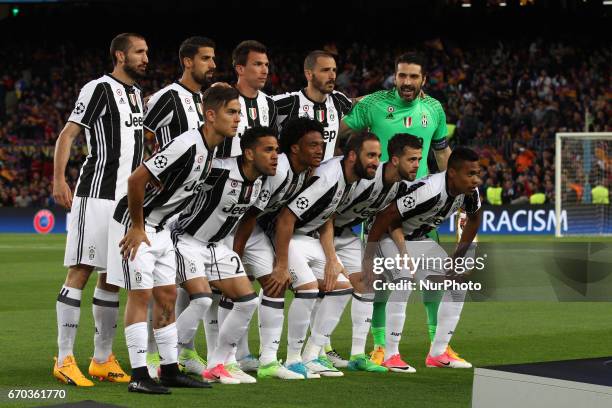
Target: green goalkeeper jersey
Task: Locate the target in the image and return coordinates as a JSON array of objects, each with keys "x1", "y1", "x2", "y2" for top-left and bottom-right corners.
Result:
[{"x1": 343, "y1": 89, "x2": 447, "y2": 178}]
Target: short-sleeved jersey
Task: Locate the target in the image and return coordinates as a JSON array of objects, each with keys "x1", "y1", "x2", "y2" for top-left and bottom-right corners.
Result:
[
  {"x1": 176, "y1": 156, "x2": 262, "y2": 243},
  {"x1": 287, "y1": 156, "x2": 356, "y2": 234},
  {"x1": 273, "y1": 89, "x2": 352, "y2": 162},
  {"x1": 253, "y1": 153, "x2": 309, "y2": 232},
  {"x1": 68, "y1": 74, "x2": 144, "y2": 200},
  {"x1": 334, "y1": 163, "x2": 400, "y2": 231},
  {"x1": 343, "y1": 90, "x2": 447, "y2": 175},
  {"x1": 143, "y1": 81, "x2": 204, "y2": 147},
  {"x1": 113, "y1": 129, "x2": 215, "y2": 229},
  {"x1": 216, "y1": 91, "x2": 277, "y2": 158},
  {"x1": 395, "y1": 172, "x2": 481, "y2": 240}
]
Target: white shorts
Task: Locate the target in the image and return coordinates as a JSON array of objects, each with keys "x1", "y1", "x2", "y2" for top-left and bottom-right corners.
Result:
[
  {"x1": 106, "y1": 219, "x2": 176, "y2": 290},
  {"x1": 334, "y1": 229, "x2": 363, "y2": 275},
  {"x1": 224, "y1": 225, "x2": 275, "y2": 279},
  {"x1": 64, "y1": 196, "x2": 114, "y2": 269},
  {"x1": 174, "y1": 231, "x2": 247, "y2": 283},
  {"x1": 376, "y1": 237, "x2": 447, "y2": 282},
  {"x1": 288, "y1": 234, "x2": 349, "y2": 288}
]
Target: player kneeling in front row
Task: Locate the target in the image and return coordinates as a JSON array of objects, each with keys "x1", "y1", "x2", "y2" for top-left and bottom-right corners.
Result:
[
  {"x1": 231, "y1": 118, "x2": 326, "y2": 380},
  {"x1": 107, "y1": 86, "x2": 241, "y2": 394},
  {"x1": 273, "y1": 132, "x2": 381, "y2": 378},
  {"x1": 332, "y1": 133, "x2": 423, "y2": 373},
  {"x1": 364, "y1": 146, "x2": 482, "y2": 369},
  {"x1": 172, "y1": 127, "x2": 279, "y2": 384}
]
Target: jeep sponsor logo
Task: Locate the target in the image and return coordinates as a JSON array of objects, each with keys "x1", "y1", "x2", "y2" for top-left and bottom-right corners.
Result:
[
  {"x1": 323, "y1": 129, "x2": 337, "y2": 143},
  {"x1": 222, "y1": 202, "x2": 249, "y2": 216},
  {"x1": 124, "y1": 113, "x2": 144, "y2": 128}
]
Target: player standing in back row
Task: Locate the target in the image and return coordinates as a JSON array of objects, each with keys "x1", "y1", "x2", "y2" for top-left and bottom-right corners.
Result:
[
  {"x1": 142, "y1": 36, "x2": 218, "y2": 379},
  {"x1": 216, "y1": 40, "x2": 278, "y2": 158},
  {"x1": 340, "y1": 52, "x2": 455, "y2": 366},
  {"x1": 274, "y1": 50, "x2": 353, "y2": 162},
  {"x1": 52, "y1": 33, "x2": 147, "y2": 387}
]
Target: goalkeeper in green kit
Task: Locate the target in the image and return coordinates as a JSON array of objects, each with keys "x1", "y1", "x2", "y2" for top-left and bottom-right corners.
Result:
[{"x1": 338, "y1": 52, "x2": 467, "y2": 369}]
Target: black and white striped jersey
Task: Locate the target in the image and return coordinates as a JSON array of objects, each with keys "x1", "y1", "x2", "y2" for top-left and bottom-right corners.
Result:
[
  {"x1": 334, "y1": 163, "x2": 400, "y2": 232},
  {"x1": 253, "y1": 153, "x2": 309, "y2": 232},
  {"x1": 176, "y1": 156, "x2": 262, "y2": 243},
  {"x1": 273, "y1": 89, "x2": 352, "y2": 162},
  {"x1": 216, "y1": 91, "x2": 278, "y2": 158},
  {"x1": 287, "y1": 156, "x2": 356, "y2": 235},
  {"x1": 68, "y1": 74, "x2": 144, "y2": 200},
  {"x1": 143, "y1": 81, "x2": 204, "y2": 147},
  {"x1": 113, "y1": 129, "x2": 215, "y2": 229},
  {"x1": 396, "y1": 172, "x2": 481, "y2": 240}
]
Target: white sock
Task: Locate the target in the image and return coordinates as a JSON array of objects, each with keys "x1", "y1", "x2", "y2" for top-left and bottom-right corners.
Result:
[
  {"x1": 154, "y1": 323, "x2": 178, "y2": 365},
  {"x1": 305, "y1": 289, "x2": 351, "y2": 362},
  {"x1": 146, "y1": 301, "x2": 157, "y2": 354},
  {"x1": 259, "y1": 294, "x2": 285, "y2": 365},
  {"x1": 350, "y1": 292, "x2": 374, "y2": 356},
  {"x1": 176, "y1": 294, "x2": 212, "y2": 353},
  {"x1": 309, "y1": 295, "x2": 329, "y2": 356},
  {"x1": 236, "y1": 329, "x2": 252, "y2": 361},
  {"x1": 209, "y1": 294, "x2": 258, "y2": 368},
  {"x1": 125, "y1": 322, "x2": 148, "y2": 369},
  {"x1": 204, "y1": 292, "x2": 221, "y2": 362},
  {"x1": 217, "y1": 296, "x2": 237, "y2": 364},
  {"x1": 174, "y1": 287, "x2": 193, "y2": 350},
  {"x1": 92, "y1": 286, "x2": 119, "y2": 363},
  {"x1": 386, "y1": 286, "x2": 412, "y2": 357},
  {"x1": 56, "y1": 285, "x2": 82, "y2": 363},
  {"x1": 431, "y1": 290, "x2": 466, "y2": 356},
  {"x1": 286, "y1": 289, "x2": 318, "y2": 364}
]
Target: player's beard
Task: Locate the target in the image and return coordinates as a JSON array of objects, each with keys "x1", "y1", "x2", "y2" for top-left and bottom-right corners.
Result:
[
  {"x1": 398, "y1": 165, "x2": 417, "y2": 182},
  {"x1": 124, "y1": 57, "x2": 146, "y2": 80},
  {"x1": 354, "y1": 159, "x2": 376, "y2": 180},
  {"x1": 312, "y1": 75, "x2": 334, "y2": 95},
  {"x1": 192, "y1": 69, "x2": 213, "y2": 87}
]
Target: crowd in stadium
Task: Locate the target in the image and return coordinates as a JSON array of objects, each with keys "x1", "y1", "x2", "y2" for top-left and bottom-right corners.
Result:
[{"x1": 0, "y1": 38, "x2": 610, "y2": 207}]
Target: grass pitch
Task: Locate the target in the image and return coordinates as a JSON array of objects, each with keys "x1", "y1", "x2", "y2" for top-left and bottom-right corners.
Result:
[{"x1": 0, "y1": 234, "x2": 610, "y2": 407}]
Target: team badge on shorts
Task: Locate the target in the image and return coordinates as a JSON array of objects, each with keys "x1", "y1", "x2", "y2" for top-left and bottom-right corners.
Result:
[
  {"x1": 135, "y1": 272, "x2": 142, "y2": 284},
  {"x1": 88, "y1": 245, "x2": 96, "y2": 261}
]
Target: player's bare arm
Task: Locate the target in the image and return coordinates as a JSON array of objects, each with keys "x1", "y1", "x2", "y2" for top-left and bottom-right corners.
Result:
[
  {"x1": 52, "y1": 122, "x2": 82, "y2": 209},
  {"x1": 434, "y1": 146, "x2": 452, "y2": 171},
  {"x1": 232, "y1": 206, "x2": 261, "y2": 258},
  {"x1": 452, "y1": 208, "x2": 481, "y2": 260},
  {"x1": 362, "y1": 202, "x2": 402, "y2": 284},
  {"x1": 119, "y1": 165, "x2": 153, "y2": 260},
  {"x1": 318, "y1": 218, "x2": 345, "y2": 292},
  {"x1": 269, "y1": 207, "x2": 297, "y2": 293}
]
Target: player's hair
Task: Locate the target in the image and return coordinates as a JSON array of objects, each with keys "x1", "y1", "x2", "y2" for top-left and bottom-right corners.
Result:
[
  {"x1": 202, "y1": 86, "x2": 240, "y2": 112},
  {"x1": 110, "y1": 33, "x2": 145, "y2": 66},
  {"x1": 448, "y1": 146, "x2": 479, "y2": 170},
  {"x1": 343, "y1": 131, "x2": 380, "y2": 157},
  {"x1": 240, "y1": 126, "x2": 278, "y2": 152},
  {"x1": 304, "y1": 50, "x2": 335, "y2": 71},
  {"x1": 387, "y1": 133, "x2": 423, "y2": 158},
  {"x1": 232, "y1": 40, "x2": 267, "y2": 67},
  {"x1": 395, "y1": 52, "x2": 427, "y2": 75},
  {"x1": 279, "y1": 117, "x2": 324, "y2": 154},
  {"x1": 178, "y1": 36, "x2": 216, "y2": 70}
]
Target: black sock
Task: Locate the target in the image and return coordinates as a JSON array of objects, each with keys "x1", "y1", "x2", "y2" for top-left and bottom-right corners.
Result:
[
  {"x1": 160, "y1": 363, "x2": 180, "y2": 377},
  {"x1": 131, "y1": 366, "x2": 150, "y2": 381}
]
